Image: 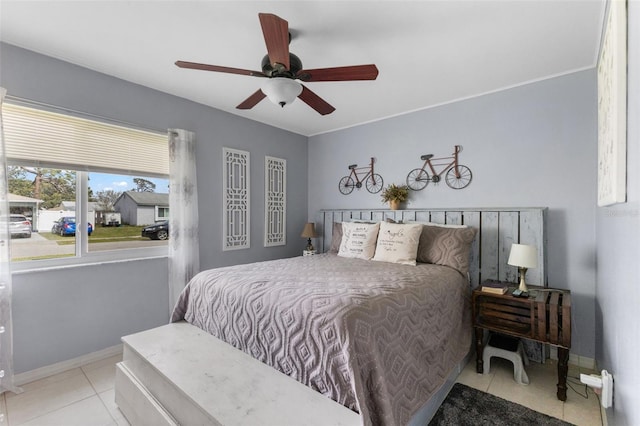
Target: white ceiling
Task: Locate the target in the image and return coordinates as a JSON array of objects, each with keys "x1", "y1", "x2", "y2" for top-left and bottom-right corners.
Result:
[{"x1": 0, "y1": 1, "x2": 605, "y2": 136}]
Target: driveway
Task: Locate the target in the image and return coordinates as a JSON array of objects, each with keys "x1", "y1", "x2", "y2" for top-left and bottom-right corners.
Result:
[{"x1": 11, "y1": 232, "x2": 73, "y2": 259}]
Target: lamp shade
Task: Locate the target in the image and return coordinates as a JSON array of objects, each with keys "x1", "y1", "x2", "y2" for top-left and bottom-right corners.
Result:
[
  {"x1": 300, "y1": 223, "x2": 318, "y2": 239},
  {"x1": 261, "y1": 77, "x2": 302, "y2": 107},
  {"x1": 507, "y1": 244, "x2": 538, "y2": 269}
]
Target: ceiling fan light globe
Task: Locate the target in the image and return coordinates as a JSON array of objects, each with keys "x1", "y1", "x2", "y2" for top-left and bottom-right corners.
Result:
[{"x1": 261, "y1": 77, "x2": 302, "y2": 107}]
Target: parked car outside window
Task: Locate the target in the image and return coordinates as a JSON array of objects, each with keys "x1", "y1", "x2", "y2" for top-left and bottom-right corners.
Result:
[
  {"x1": 51, "y1": 217, "x2": 93, "y2": 236},
  {"x1": 9, "y1": 214, "x2": 32, "y2": 238},
  {"x1": 141, "y1": 221, "x2": 169, "y2": 240}
]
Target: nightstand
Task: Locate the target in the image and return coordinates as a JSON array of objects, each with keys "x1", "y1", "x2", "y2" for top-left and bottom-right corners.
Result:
[
  {"x1": 303, "y1": 250, "x2": 316, "y2": 256},
  {"x1": 472, "y1": 284, "x2": 571, "y2": 401}
]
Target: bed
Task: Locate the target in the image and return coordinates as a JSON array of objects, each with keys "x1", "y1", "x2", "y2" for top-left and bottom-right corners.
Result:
[
  {"x1": 116, "y1": 207, "x2": 547, "y2": 426},
  {"x1": 172, "y1": 254, "x2": 470, "y2": 425}
]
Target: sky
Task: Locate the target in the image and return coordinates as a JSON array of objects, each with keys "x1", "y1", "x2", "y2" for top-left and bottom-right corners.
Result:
[{"x1": 88, "y1": 172, "x2": 170, "y2": 194}]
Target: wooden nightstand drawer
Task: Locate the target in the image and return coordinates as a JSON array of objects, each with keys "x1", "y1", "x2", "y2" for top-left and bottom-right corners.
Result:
[
  {"x1": 473, "y1": 287, "x2": 571, "y2": 348},
  {"x1": 474, "y1": 295, "x2": 534, "y2": 336}
]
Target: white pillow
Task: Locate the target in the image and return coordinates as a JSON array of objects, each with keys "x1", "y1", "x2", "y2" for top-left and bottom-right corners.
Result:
[
  {"x1": 372, "y1": 222, "x2": 423, "y2": 265},
  {"x1": 338, "y1": 221, "x2": 380, "y2": 260}
]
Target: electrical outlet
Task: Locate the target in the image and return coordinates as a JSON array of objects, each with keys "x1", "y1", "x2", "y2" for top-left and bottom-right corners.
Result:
[{"x1": 580, "y1": 370, "x2": 613, "y2": 408}]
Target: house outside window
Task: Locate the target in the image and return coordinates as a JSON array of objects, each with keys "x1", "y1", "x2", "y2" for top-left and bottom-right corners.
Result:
[
  {"x1": 3, "y1": 102, "x2": 170, "y2": 267},
  {"x1": 114, "y1": 191, "x2": 170, "y2": 225}
]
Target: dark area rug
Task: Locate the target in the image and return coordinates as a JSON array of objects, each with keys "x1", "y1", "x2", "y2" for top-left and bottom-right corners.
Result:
[{"x1": 429, "y1": 383, "x2": 574, "y2": 426}]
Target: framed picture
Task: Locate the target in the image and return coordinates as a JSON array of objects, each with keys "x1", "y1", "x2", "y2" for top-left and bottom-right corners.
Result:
[{"x1": 597, "y1": 0, "x2": 627, "y2": 207}]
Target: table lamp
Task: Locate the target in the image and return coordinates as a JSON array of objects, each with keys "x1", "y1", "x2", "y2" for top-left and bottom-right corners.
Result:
[
  {"x1": 507, "y1": 243, "x2": 538, "y2": 292},
  {"x1": 300, "y1": 223, "x2": 318, "y2": 251}
]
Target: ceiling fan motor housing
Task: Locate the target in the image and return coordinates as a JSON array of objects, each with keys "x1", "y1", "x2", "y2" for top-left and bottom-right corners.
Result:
[{"x1": 261, "y1": 53, "x2": 303, "y2": 78}]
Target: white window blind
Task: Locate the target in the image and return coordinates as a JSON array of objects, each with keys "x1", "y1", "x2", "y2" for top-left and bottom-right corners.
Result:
[{"x1": 3, "y1": 103, "x2": 169, "y2": 177}]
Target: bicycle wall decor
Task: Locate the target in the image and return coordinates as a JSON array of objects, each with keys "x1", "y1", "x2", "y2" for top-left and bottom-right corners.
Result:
[
  {"x1": 406, "y1": 145, "x2": 472, "y2": 190},
  {"x1": 338, "y1": 157, "x2": 384, "y2": 194}
]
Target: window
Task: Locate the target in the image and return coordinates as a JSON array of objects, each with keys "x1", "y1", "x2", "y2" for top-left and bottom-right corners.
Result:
[
  {"x1": 155, "y1": 206, "x2": 170, "y2": 221},
  {"x1": 4, "y1": 103, "x2": 170, "y2": 267}
]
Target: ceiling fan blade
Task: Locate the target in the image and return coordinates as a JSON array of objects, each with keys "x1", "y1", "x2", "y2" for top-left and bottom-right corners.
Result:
[
  {"x1": 258, "y1": 13, "x2": 290, "y2": 70},
  {"x1": 175, "y1": 61, "x2": 266, "y2": 77},
  {"x1": 236, "y1": 89, "x2": 267, "y2": 110},
  {"x1": 298, "y1": 86, "x2": 335, "y2": 115},
  {"x1": 297, "y1": 64, "x2": 379, "y2": 82}
]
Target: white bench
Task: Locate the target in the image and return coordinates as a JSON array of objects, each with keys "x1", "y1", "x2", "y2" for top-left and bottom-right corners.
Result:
[{"x1": 115, "y1": 321, "x2": 360, "y2": 426}]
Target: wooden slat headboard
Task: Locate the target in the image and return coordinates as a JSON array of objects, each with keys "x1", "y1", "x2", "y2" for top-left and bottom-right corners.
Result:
[{"x1": 315, "y1": 208, "x2": 547, "y2": 289}]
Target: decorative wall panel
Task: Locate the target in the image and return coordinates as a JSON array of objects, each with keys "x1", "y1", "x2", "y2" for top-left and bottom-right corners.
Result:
[
  {"x1": 264, "y1": 156, "x2": 286, "y2": 247},
  {"x1": 223, "y1": 148, "x2": 250, "y2": 250}
]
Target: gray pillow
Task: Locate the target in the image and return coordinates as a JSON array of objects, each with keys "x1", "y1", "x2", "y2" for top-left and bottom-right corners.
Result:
[
  {"x1": 328, "y1": 222, "x2": 343, "y2": 254},
  {"x1": 416, "y1": 225, "x2": 477, "y2": 275}
]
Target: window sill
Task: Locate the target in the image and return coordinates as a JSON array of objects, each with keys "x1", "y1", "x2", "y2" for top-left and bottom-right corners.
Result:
[{"x1": 10, "y1": 246, "x2": 168, "y2": 274}]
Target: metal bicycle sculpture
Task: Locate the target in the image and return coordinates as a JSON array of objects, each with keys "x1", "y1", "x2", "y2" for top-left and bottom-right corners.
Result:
[
  {"x1": 406, "y1": 145, "x2": 472, "y2": 190},
  {"x1": 338, "y1": 157, "x2": 384, "y2": 194}
]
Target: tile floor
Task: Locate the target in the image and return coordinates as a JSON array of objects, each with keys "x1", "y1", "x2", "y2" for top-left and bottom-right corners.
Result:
[
  {"x1": 0, "y1": 353, "x2": 603, "y2": 425},
  {"x1": 1, "y1": 355, "x2": 127, "y2": 426},
  {"x1": 456, "y1": 357, "x2": 604, "y2": 426}
]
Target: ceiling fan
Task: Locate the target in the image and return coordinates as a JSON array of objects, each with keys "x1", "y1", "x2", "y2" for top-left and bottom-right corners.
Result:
[{"x1": 175, "y1": 13, "x2": 379, "y2": 115}]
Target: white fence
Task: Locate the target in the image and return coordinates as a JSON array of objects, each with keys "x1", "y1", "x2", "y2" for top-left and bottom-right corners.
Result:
[{"x1": 37, "y1": 210, "x2": 96, "y2": 233}]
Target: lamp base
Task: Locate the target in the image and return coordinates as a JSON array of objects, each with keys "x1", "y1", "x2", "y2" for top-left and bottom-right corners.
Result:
[
  {"x1": 518, "y1": 267, "x2": 529, "y2": 292},
  {"x1": 305, "y1": 238, "x2": 315, "y2": 252}
]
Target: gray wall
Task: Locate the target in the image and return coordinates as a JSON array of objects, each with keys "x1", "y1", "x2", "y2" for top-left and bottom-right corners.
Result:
[
  {"x1": 596, "y1": 2, "x2": 640, "y2": 424},
  {"x1": 11, "y1": 259, "x2": 168, "y2": 373},
  {"x1": 113, "y1": 197, "x2": 138, "y2": 226},
  {"x1": 1, "y1": 43, "x2": 308, "y2": 372},
  {"x1": 309, "y1": 70, "x2": 598, "y2": 359},
  {"x1": 134, "y1": 206, "x2": 157, "y2": 226}
]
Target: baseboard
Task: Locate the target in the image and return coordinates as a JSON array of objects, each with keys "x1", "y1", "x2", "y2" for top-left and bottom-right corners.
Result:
[
  {"x1": 14, "y1": 344, "x2": 123, "y2": 386},
  {"x1": 569, "y1": 353, "x2": 597, "y2": 370},
  {"x1": 548, "y1": 346, "x2": 597, "y2": 371}
]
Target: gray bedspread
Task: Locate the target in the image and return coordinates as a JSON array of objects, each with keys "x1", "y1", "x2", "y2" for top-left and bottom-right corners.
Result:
[{"x1": 172, "y1": 254, "x2": 471, "y2": 426}]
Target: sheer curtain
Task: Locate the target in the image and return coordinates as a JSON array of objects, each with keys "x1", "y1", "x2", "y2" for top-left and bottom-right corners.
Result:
[
  {"x1": 168, "y1": 129, "x2": 199, "y2": 316},
  {"x1": 0, "y1": 88, "x2": 22, "y2": 399}
]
